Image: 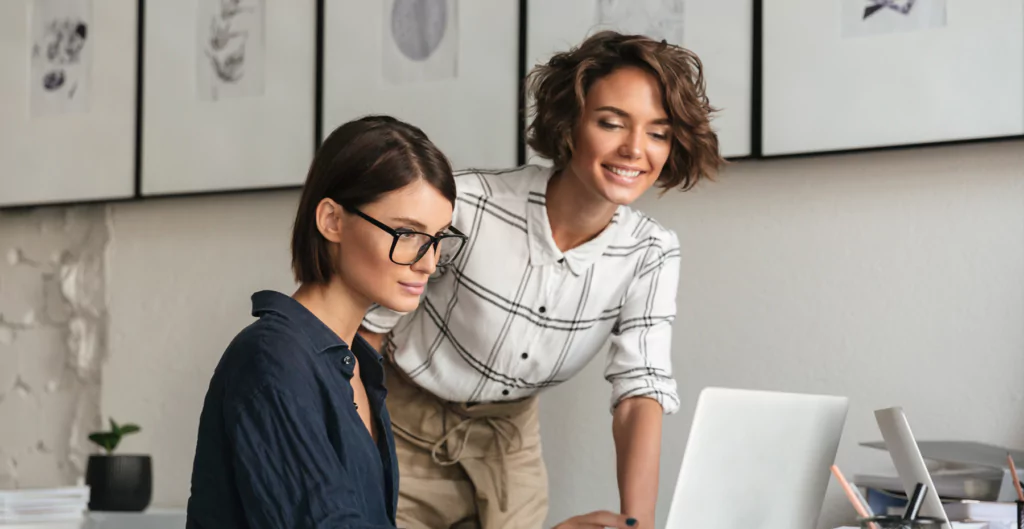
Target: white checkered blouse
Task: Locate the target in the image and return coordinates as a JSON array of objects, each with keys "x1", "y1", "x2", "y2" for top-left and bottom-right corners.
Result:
[{"x1": 362, "y1": 165, "x2": 681, "y2": 414}]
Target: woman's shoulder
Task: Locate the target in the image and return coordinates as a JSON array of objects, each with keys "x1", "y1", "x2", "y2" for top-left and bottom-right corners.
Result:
[
  {"x1": 612, "y1": 206, "x2": 680, "y2": 250},
  {"x1": 453, "y1": 164, "x2": 551, "y2": 200},
  {"x1": 215, "y1": 318, "x2": 319, "y2": 403}
]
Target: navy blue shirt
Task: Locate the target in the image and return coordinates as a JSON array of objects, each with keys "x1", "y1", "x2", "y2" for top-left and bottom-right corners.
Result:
[{"x1": 186, "y1": 290, "x2": 398, "y2": 529}]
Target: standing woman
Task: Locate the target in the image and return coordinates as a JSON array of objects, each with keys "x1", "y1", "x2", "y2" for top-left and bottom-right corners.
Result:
[
  {"x1": 359, "y1": 31, "x2": 725, "y2": 529},
  {"x1": 186, "y1": 115, "x2": 466, "y2": 528}
]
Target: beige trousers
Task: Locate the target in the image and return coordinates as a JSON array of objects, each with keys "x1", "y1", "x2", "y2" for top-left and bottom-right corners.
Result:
[{"x1": 384, "y1": 360, "x2": 549, "y2": 529}]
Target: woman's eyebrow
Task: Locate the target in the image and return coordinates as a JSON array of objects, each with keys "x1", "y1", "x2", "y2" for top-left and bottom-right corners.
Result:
[
  {"x1": 388, "y1": 216, "x2": 428, "y2": 230},
  {"x1": 390, "y1": 217, "x2": 453, "y2": 233},
  {"x1": 595, "y1": 106, "x2": 670, "y2": 125}
]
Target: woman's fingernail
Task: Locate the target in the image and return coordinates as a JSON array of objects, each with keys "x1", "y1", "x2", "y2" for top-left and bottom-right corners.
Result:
[{"x1": 626, "y1": 518, "x2": 637, "y2": 527}]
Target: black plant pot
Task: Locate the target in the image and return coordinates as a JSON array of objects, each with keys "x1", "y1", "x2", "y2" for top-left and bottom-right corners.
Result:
[{"x1": 85, "y1": 454, "x2": 152, "y2": 512}]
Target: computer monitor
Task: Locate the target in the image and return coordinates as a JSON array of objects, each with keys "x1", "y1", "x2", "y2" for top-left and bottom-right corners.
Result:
[
  {"x1": 665, "y1": 387, "x2": 849, "y2": 529},
  {"x1": 873, "y1": 407, "x2": 953, "y2": 529}
]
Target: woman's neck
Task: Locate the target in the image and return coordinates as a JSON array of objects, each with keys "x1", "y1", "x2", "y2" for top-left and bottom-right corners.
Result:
[
  {"x1": 292, "y1": 278, "x2": 369, "y2": 346},
  {"x1": 545, "y1": 168, "x2": 619, "y2": 253}
]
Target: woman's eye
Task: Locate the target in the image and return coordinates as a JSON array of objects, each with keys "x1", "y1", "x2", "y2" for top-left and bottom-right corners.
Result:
[
  {"x1": 598, "y1": 120, "x2": 623, "y2": 130},
  {"x1": 650, "y1": 132, "x2": 668, "y2": 140},
  {"x1": 396, "y1": 230, "x2": 417, "y2": 239}
]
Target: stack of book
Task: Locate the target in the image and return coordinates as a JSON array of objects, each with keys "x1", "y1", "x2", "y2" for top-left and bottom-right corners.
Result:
[{"x1": 0, "y1": 486, "x2": 89, "y2": 528}]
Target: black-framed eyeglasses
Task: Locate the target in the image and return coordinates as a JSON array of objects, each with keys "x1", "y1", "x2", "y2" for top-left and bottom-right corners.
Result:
[{"x1": 349, "y1": 208, "x2": 467, "y2": 267}]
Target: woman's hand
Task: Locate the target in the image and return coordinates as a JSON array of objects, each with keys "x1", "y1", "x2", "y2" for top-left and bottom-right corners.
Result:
[{"x1": 552, "y1": 511, "x2": 638, "y2": 528}]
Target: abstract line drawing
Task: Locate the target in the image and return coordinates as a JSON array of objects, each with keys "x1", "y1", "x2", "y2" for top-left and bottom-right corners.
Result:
[
  {"x1": 841, "y1": 0, "x2": 945, "y2": 38},
  {"x1": 863, "y1": 0, "x2": 915, "y2": 19},
  {"x1": 30, "y1": 0, "x2": 92, "y2": 117},
  {"x1": 382, "y1": 0, "x2": 458, "y2": 85},
  {"x1": 596, "y1": 0, "x2": 685, "y2": 46},
  {"x1": 197, "y1": 0, "x2": 265, "y2": 101}
]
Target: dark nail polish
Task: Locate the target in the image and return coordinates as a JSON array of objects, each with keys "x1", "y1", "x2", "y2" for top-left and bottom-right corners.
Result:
[{"x1": 626, "y1": 518, "x2": 637, "y2": 527}]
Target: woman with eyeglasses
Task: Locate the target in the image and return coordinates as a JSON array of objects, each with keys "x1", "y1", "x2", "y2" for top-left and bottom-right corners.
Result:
[
  {"x1": 185, "y1": 115, "x2": 466, "y2": 529},
  {"x1": 358, "y1": 31, "x2": 726, "y2": 529}
]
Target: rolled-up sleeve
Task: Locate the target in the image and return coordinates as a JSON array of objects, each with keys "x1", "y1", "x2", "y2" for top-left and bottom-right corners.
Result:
[
  {"x1": 226, "y1": 386, "x2": 393, "y2": 529},
  {"x1": 604, "y1": 231, "x2": 682, "y2": 415}
]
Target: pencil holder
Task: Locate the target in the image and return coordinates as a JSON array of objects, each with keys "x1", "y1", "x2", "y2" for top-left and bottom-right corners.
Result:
[
  {"x1": 858, "y1": 515, "x2": 944, "y2": 528},
  {"x1": 1017, "y1": 499, "x2": 1024, "y2": 529}
]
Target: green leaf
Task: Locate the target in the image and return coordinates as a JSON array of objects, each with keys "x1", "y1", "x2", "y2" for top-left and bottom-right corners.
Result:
[
  {"x1": 119, "y1": 424, "x2": 140, "y2": 435},
  {"x1": 109, "y1": 418, "x2": 120, "y2": 435},
  {"x1": 89, "y1": 433, "x2": 120, "y2": 454}
]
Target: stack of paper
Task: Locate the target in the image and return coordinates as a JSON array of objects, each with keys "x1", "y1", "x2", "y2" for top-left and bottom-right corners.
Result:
[
  {"x1": 0, "y1": 486, "x2": 89, "y2": 527},
  {"x1": 886, "y1": 501, "x2": 1021, "y2": 529},
  {"x1": 835, "y1": 521, "x2": 987, "y2": 523}
]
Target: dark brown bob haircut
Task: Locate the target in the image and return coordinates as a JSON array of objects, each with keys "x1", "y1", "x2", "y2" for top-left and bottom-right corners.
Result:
[
  {"x1": 291, "y1": 115, "x2": 455, "y2": 284},
  {"x1": 526, "y1": 30, "x2": 725, "y2": 192}
]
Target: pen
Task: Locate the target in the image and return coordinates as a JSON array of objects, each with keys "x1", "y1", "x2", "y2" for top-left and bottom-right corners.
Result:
[
  {"x1": 903, "y1": 482, "x2": 927, "y2": 521},
  {"x1": 831, "y1": 465, "x2": 879, "y2": 529},
  {"x1": 1007, "y1": 453, "x2": 1024, "y2": 502}
]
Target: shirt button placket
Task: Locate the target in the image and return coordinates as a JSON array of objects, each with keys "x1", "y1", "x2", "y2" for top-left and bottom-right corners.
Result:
[{"x1": 341, "y1": 354, "x2": 358, "y2": 410}]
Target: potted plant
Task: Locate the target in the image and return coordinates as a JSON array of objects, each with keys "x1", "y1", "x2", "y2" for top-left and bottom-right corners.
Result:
[{"x1": 85, "y1": 418, "x2": 152, "y2": 512}]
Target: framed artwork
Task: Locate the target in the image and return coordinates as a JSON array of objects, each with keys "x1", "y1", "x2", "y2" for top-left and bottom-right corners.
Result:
[
  {"x1": 139, "y1": 0, "x2": 317, "y2": 196},
  {"x1": 761, "y1": 0, "x2": 1024, "y2": 156},
  {"x1": 321, "y1": 0, "x2": 521, "y2": 171},
  {"x1": 525, "y1": 0, "x2": 754, "y2": 160},
  {"x1": 0, "y1": 0, "x2": 136, "y2": 208}
]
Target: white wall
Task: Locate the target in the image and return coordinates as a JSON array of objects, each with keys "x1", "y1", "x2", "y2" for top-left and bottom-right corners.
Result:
[
  {"x1": 539, "y1": 140, "x2": 1024, "y2": 528},
  {"x1": 102, "y1": 191, "x2": 298, "y2": 505},
  {"x1": 3, "y1": 139, "x2": 1017, "y2": 528},
  {"x1": 0, "y1": 206, "x2": 108, "y2": 489}
]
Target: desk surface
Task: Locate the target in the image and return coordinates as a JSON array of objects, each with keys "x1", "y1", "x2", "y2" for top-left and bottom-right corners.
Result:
[{"x1": 3, "y1": 509, "x2": 187, "y2": 529}]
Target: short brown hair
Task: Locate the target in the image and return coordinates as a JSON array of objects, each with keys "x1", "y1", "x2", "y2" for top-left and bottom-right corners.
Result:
[
  {"x1": 526, "y1": 30, "x2": 725, "y2": 192},
  {"x1": 291, "y1": 115, "x2": 455, "y2": 284}
]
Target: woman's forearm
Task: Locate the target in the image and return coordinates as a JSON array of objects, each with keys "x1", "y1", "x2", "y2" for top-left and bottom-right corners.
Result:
[{"x1": 612, "y1": 397, "x2": 663, "y2": 527}]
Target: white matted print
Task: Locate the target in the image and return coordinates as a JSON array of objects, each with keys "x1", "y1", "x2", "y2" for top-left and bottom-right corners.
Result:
[
  {"x1": 322, "y1": 0, "x2": 518, "y2": 170},
  {"x1": 762, "y1": 0, "x2": 1024, "y2": 155},
  {"x1": 382, "y1": 0, "x2": 458, "y2": 85},
  {"x1": 196, "y1": 0, "x2": 265, "y2": 101},
  {"x1": 30, "y1": 0, "x2": 92, "y2": 117},
  {"x1": 2, "y1": 0, "x2": 136, "y2": 208},
  {"x1": 595, "y1": 0, "x2": 685, "y2": 45},
  {"x1": 842, "y1": 0, "x2": 946, "y2": 38},
  {"x1": 140, "y1": 0, "x2": 315, "y2": 196}
]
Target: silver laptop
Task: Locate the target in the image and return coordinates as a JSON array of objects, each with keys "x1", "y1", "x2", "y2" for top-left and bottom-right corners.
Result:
[{"x1": 665, "y1": 387, "x2": 849, "y2": 529}]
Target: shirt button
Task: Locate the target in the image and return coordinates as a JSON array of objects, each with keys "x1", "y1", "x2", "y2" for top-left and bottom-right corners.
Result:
[
  {"x1": 539, "y1": 306, "x2": 547, "y2": 313},
  {"x1": 521, "y1": 352, "x2": 529, "y2": 360},
  {"x1": 502, "y1": 389, "x2": 510, "y2": 396},
  {"x1": 557, "y1": 258, "x2": 564, "y2": 264},
  {"x1": 343, "y1": 355, "x2": 352, "y2": 365}
]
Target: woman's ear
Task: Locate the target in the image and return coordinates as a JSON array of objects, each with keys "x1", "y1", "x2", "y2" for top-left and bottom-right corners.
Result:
[{"x1": 315, "y1": 198, "x2": 345, "y2": 243}]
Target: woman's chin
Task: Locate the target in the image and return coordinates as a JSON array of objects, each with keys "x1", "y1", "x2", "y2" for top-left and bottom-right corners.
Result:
[{"x1": 375, "y1": 294, "x2": 421, "y2": 315}]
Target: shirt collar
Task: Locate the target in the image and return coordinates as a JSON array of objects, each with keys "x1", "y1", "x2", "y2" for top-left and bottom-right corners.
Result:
[
  {"x1": 250, "y1": 290, "x2": 382, "y2": 375},
  {"x1": 525, "y1": 168, "x2": 624, "y2": 276}
]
